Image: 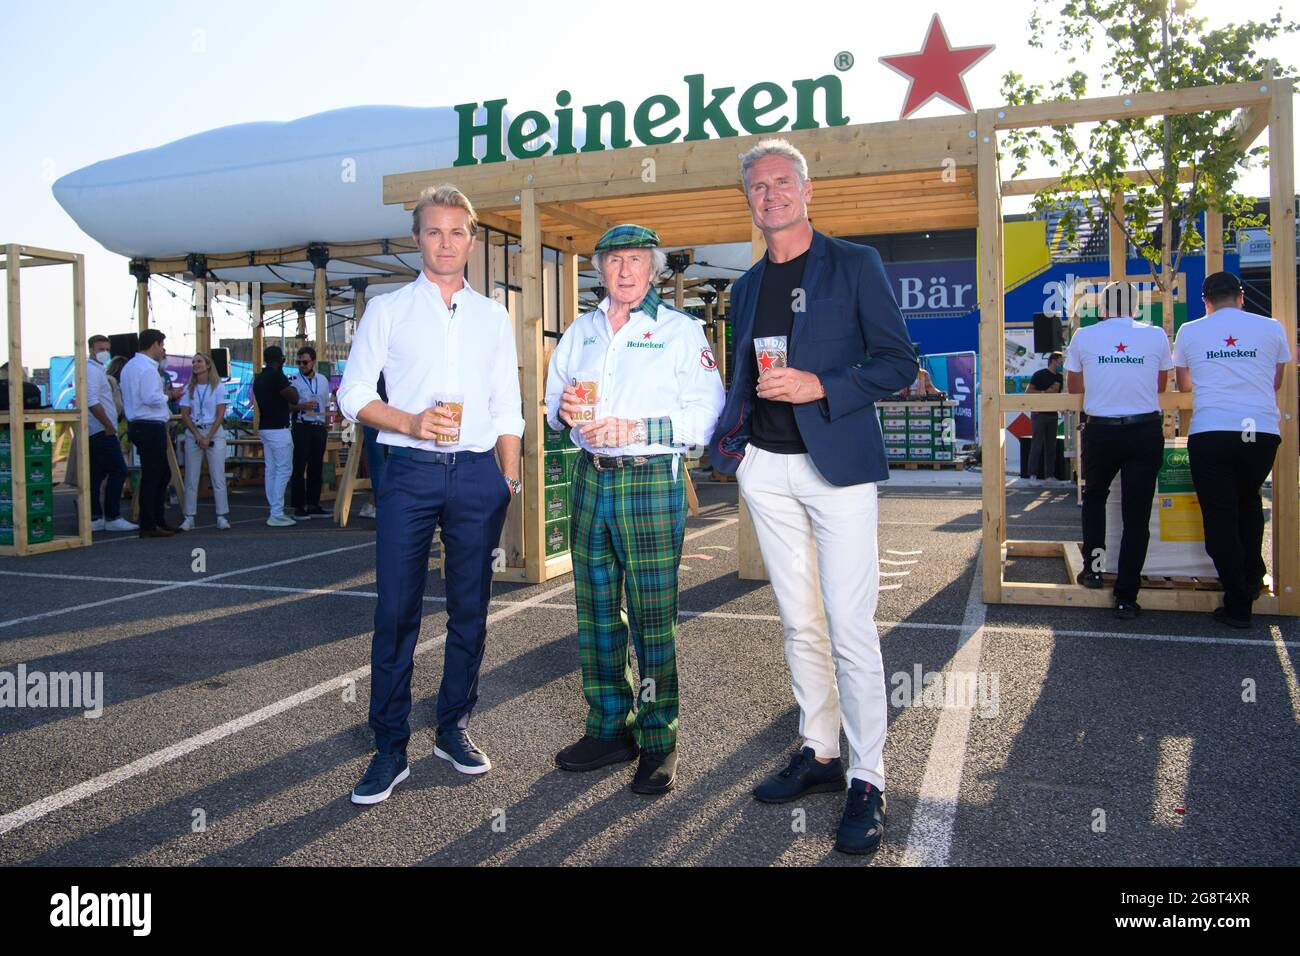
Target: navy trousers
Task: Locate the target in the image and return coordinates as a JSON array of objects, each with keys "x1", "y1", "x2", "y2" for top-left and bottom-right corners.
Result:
[
  {"x1": 88, "y1": 431, "x2": 127, "y2": 520},
  {"x1": 369, "y1": 448, "x2": 512, "y2": 755}
]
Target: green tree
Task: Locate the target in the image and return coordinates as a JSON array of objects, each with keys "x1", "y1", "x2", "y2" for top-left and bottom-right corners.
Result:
[{"x1": 1000, "y1": 0, "x2": 1297, "y2": 304}]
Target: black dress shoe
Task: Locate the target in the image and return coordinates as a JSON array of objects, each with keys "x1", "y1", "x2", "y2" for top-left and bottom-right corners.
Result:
[
  {"x1": 835, "y1": 779, "x2": 886, "y2": 855},
  {"x1": 1075, "y1": 570, "x2": 1104, "y2": 589},
  {"x1": 630, "y1": 749, "x2": 677, "y2": 795},
  {"x1": 753, "y1": 746, "x2": 846, "y2": 804},
  {"x1": 554, "y1": 735, "x2": 639, "y2": 772},
  {"x1": 1213, "y1": 606, "x2": 1251, "y2": 629},
  {"x1": 1113, "y1": 600, "x2": 1140, "y2": 620}
]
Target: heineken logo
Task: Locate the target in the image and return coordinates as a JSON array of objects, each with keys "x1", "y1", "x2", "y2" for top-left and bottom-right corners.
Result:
[
  {"x1": 627, "y1": 340, "x2": 666, "y2": 350},
  {"x1": 1097, "y1": 354, "x2": 1145, "y2": 365},
  {"x1": 1207, "y1": 348, "x2": 1258, "y2": 359},
  {"x1": 453, "y1": 72, "x2": 850, "y2": 167},
  {"x1": 582, "y1": 336, "x2": 597, "y2": 346}
]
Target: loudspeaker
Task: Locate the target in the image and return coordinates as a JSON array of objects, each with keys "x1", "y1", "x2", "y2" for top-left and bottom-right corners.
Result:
[
  {"x1": 210, "y1": 347, "x2": 229, "y2": 378},
  {"x1": 108, "y1": 332, "x2": 138, "y2": 359},
  {"x1": 1032, "y1": 313, "x2": 1063, "y2": 353}
]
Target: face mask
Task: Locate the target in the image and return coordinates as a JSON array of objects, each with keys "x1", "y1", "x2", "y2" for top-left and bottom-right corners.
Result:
[{"x1": 94, "y1": 350, "x2": 111, "y2": 366}]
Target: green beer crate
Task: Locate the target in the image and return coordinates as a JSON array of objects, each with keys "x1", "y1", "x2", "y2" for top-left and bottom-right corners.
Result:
[
  {"x1": 907, "y1": 442, "x2": 934, "y2": 461},
  {"x1": 0, "y1": 426, "x2": 53, "y2": 455},
  {"x1": 882, "y1": 432, "x2": 908, "y2": 447},
  {"x1": 544, "y1": 484, "x2": 570, "y2": 521},
  {"x1": 0, "y1": 482, "x2": 54, "y2": 516},
  {"x1": 544, "y1": 517, "x2": 570, "y2": 558},
  {"x1": 544, "y1": 450, "x2": 571, "y2": 487},
  {"x1": 0, "y1": 509, "x2": 55, "y2": 545},
  {"x1": 543, "y1": 422, "x2": 570, "y2": 451},
  {"x1": 886, "y1": 446, "x2": 908, "y2": 462}
]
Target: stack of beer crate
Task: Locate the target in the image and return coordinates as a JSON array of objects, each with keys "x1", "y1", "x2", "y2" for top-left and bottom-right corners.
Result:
[
  {"x1": 542, "y1": 422, "x2": 580, "y2": 559},
  {"x1": 0, "y1": 426, "x2": 56, "y2": 546}
]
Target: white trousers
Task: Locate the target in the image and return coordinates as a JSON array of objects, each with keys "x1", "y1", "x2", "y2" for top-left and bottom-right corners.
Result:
[
  {"x1": 260, "y1": 428, "x2": 293, "y2": 518},
  {"x1": 738, "y1": 445, "x2": 886, "y2": 790},
  {"x1": 182, "y1": 432, "x2": 229, "y2": 517}
]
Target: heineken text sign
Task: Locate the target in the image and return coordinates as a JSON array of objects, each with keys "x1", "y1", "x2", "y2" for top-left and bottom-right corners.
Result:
[{"x1": 453, "y1": 73, "x2": 850, "y2": 167}]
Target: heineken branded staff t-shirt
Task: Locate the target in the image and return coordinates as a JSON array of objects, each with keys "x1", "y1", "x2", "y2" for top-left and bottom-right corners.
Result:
[
  {"x1": 1172, "y1": 306, "x2": 1292, "y2": 436},
  {"x1": 1064, "y1": 316, "x2": 1172, "y2": 417}
]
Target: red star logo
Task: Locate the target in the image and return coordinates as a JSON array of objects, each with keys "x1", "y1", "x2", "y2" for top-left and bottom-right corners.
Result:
[
  {"x1": 1224, "y1": 335, "x2": 1238, "y2": 347},
  {"x1": 642, "y1": 331, "x2": 653, "y2": 340},
  {"x1": 573, "y1": 383, "x2": 592, "y2": 403},
  {"x1": 879, "y1": 14, "x2": 995, "y2": 119},
  {"x1": 1115, "y1": 342, "x2": 1128, "y2": 353},
  {"x1": 759, "y1": 350, "x2": 775, "y2": 371}
]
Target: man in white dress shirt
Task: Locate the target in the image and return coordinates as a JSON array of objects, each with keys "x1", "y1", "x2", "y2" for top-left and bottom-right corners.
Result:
[
  {"x1": 121, "y1": 329, "x2": 180, "y2": 538},
  {"x1": 288, "y1": 345, "x2": 333, "y2": 519},
  {"x1": 545, "y1": 224, "x2": 725, "y2": 795},
  {"x1": 339, "y1": 183, "x2": 524, "y2": 805}
]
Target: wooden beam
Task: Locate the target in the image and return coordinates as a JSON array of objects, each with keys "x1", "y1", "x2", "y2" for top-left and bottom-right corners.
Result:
[
  {"x1": 519, "y1": 189, "x2": 546, "y2": 582},
  {"x1": 333, "y1": 255, "x2": 418, "y2": 277},
  {"x1": 1003, "y1": 166, "x2": 1195, "y2": 197},
  {"x1": 993, "y1": 81, "x2": 1270, "y2": 130},
  {"x1": 1234, "y1": 64, "x2": 1273, "y2": 151},
  {"x1": 1109, "y1": 187, "x2": 1127, "y2": 281},
  {"x1": 540, "y1": 200, "x2": 616, "y2": 236},
  {"x1": 1204, "y1": 208, "x2": 1223, "y2": 275},
  {"x1": 314, "y1": 263, "x2": 327, "y2": 352},
  {"x1": 738, "y1": 221, "x2": 768, "y2": 583},
  {"x1": 385, "y1": 115, "x2": 979, "y2": 208},
  {"x1": 560, "y1": 251, "x2": 579, "y2": 331},
  {"x1": 137, "y1": 277, "x2": 149, "y2": 333},
  {"x1": 1268, "y1": 78, "x2": 1298, "y2": 615},
  {"x1": 977, "y1": 111, "x2": 1006, "y2": 604}
]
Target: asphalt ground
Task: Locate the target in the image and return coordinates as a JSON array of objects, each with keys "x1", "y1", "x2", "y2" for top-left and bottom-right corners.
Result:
[{"x1": 0, "y1": 476, "x2": 1295, "y2": 867}]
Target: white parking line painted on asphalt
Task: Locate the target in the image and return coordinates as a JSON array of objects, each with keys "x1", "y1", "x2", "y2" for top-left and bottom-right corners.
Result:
[
  {"x1": 886, "y1": 549, "x2": 924, "y2": 556},
  {"x1": 0, "y1": 516, "x2": 741, "y2": 837},
  {"x1": 0, "y1": 581, "x2": 577, "y2": 838},
  {"x1": 0, "y1": 543, "x2": 373, "y2": 630},
  {"x1": 902, "y1": 557, "x2": 987, "y2": 867},
  {"x1": 880, "y1": 559, "x2": 918, "y2": 566}
]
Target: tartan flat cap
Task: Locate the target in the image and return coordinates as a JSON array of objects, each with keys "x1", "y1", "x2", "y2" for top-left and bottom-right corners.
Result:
[{"x1": 594, "y1": 223, "x2": 661, "y2": 252}]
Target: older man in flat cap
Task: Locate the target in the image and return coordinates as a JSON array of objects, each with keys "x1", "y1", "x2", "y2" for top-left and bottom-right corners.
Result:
[{"x1": 545, "y1": 224, "x2": 725, "y2": 794}]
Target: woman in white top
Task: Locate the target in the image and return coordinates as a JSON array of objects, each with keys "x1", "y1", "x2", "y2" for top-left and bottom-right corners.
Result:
[{"x1": 179, "y1": 353, "x2": 231, "y2": 530}]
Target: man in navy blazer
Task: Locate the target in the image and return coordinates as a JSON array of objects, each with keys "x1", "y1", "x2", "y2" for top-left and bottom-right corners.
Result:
[{"x1": 708, "y1": 138, "x2": 917, "y2": 855}]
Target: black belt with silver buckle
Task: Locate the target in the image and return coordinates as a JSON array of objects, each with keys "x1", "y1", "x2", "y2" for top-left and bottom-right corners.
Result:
[
  {"x1": 388, "y1": 446, "x2": 493, "y2": 465},
  {"x1": 1086, "y1": 412, "x2": 1162, "y2": 426},
  {"x1": 583, "y1": 450, "x2": 659, "y2": 471}
]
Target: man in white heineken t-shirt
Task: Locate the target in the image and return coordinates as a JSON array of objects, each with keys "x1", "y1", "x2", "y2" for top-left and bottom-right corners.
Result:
[
  {"x1": 1173, "y1": 271, "x2": 1292, "y2": 628},
  {"x1": 1065, "y1": 281, "x2": 1173, "y2": 619}
]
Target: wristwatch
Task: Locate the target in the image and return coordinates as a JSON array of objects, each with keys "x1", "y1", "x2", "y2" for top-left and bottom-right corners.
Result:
[{"x1": 506, "y1": 477, "x2": 522, "y2": 496}]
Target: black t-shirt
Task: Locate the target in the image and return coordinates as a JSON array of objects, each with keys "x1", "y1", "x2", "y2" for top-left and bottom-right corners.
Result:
[
  {"x1": 750, "y1": 250, "x2": 809, "y2": 454},
  {"x1": 1029, "y1": 366, "x2": 1063, "y2": 396},
  {"x1": 253, "y1": 366, "x2": 293, "y2": 429}
]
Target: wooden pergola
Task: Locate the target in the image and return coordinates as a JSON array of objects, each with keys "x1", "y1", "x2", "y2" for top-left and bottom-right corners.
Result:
[{"x1": 383, "y1": 80, "x2": 1296, "y2": 608}]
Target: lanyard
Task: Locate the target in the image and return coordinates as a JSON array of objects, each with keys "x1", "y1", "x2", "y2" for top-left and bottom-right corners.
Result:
[{"x1": 300, "y1": 374, "x2": 321, "y2": 419}]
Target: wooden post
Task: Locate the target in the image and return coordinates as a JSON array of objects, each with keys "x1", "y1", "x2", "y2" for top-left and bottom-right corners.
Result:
[
  {"x1": 738, "y1": 226, "x2": 768, "y2": 581},
  {"x1": 1109, "y1": 187, "x2": 1127, "y2": 281},
  {"x1": 519, "y1": 188, "x2": 546, "y2": 582},
  {"x1": 314, "y1": 265, "x2": 327, "y2": 354},
  {"x1": 137, "y1": 278, "x2": 149, "y2": 333},
  {"x1": 6, "y1": 245, "x2": 27, "y2": 554},
  {"x1": 977, "y1": 110, "x2": 1006, "y2": 603},
  {"x1": 560, "y1": 252, "x2": 579, "y2": 331},
  {"x1": 674, "y1": 266, "x2": 685, "y2": 310},
  {"x1": 1204, "y1": 209, "x2": 1224, "y2": 275},
  {"x1": 194, "y1": 273, "x2": 210, "y2": 355},
  {"x1": 1268, "y1": 78, "x2": 1298, "y2": 614},
  {"x1": 72, "y1": 254, "x2": 90, "y2": 545}
]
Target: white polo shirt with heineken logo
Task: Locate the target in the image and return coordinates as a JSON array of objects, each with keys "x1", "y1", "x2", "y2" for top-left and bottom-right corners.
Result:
[
  {"x1": 1173, "y1": 306, "x2": 1292, "y2": 436},
  {"x1": 1064, "y1": 316, "x2": 1173, "y2": 417}
]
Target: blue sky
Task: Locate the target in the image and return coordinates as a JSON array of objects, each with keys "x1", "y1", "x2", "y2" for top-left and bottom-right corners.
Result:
[{"x1": 3, "y1": 0, "x2": 1296, "y2": 369}]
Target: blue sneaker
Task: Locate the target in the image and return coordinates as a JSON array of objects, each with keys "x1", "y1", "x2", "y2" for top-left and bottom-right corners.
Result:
[
  {"x1": 434, "y1": 729, "x2": 491, "y2": 775},
  {"x1": 350, "y1": 751, "x2": 409, "y2": 805},
  {"x1": 835, "y1": 778, "x2": 887, "y2": 855}
]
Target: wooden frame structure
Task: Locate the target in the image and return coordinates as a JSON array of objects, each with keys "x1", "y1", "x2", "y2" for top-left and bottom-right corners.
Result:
[
  {"x1": 2, "y1": 244, "x2": 91, "y2": 556},
  {"x1": 384, "y1": 79, "x2": 1297, "y2": 605}
]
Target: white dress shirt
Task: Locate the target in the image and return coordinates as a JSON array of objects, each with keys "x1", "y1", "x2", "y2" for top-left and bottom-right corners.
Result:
[
  {"x1": 1064, "y1": 316, "x2": 1172, "y2": 417},
  {"x1": 289, "y1": 371, "x2": 330, "y2": 423},
  {"x1": 338, "y1": 271, "x2": 525, "y2": 452},
  {"x1": 544, "y1": 291, "x2": 726, "y2": 455},
  {"x1": 121, "y1": 352, "x2": 171, "y2": 423},
  {"x1": 179, "y1": 380, "x2": 230, "y2": 428},
  {"x1": 85, "y1": 358, "x2": 116, "y2": 437}
]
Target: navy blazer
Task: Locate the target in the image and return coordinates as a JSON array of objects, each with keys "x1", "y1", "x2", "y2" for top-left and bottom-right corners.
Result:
[{"x1": 708, "y1": 230, "x2": 919, "y2": 486}]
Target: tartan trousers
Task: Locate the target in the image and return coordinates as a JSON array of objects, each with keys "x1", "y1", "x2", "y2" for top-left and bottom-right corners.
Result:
[{"x1": 570, "y1": 452, "x2": 687, "y2": 754}]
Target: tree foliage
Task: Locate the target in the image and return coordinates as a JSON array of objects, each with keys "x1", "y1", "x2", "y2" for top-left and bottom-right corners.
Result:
[{"x1": 1000, "y1": 0, "x2": 1297, "y2": 291}]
